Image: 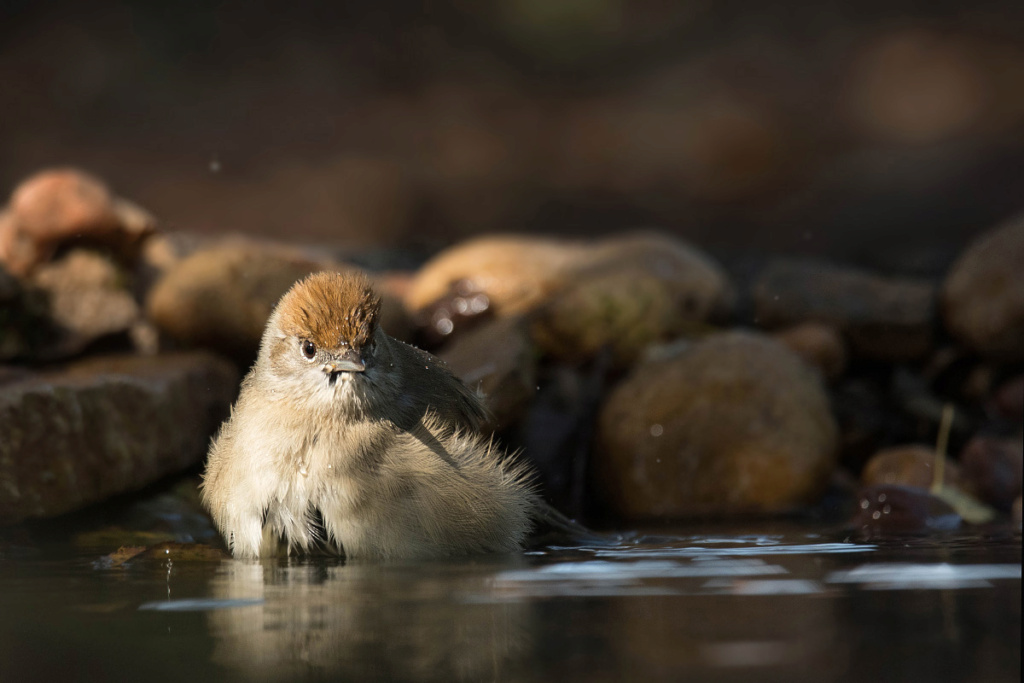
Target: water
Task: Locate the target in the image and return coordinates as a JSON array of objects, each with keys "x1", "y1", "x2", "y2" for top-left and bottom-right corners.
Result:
[{"x1": 1, "y1": 517, "x2": 1019, "y2": 682}]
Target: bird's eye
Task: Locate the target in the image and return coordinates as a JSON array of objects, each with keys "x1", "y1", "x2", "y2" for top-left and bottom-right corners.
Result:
[{"x1": 301, "y1": 340, "x2": 317, "y2": 360}]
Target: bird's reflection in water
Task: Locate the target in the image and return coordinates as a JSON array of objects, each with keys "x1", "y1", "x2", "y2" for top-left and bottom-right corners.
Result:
[{"x1": 206, "y1": 556, "x2": 533, "y2": 681}]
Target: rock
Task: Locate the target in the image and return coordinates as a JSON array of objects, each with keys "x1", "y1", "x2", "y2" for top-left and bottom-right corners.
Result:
[
  {"x1": 0, "y1": 352, "x2": 238, "y2": 525},
  {"x1": 861, "y1": 444, "x2": 961, "y2": 491},
  {"x1": 850, "y1": 485, "x2": 962, "y2": 537},
  {"x1": 594, "y1": 331, "x2": 837, "y2": 518},
  {"x1": 0, "y1": 168, "x2": 155, "y2": 276},
  {"x1": 404, "y1": 234, "x2": 582, "y2": 318},
  {"x1": 942, "y1": 215, "x2": 1024, "y2": 361},
  {"x1": 771, "y1": 322, "x2": 848, "y2": 380},
  {"x1": 408, "y1": 232, "x2": 733, "y2": 361},
  {"x1": 28, "y1": 249, "x2": 141, "y2": 358},
  {"x1": 753, "y1": 259, "x2": 936, "y2": 361},
  {"x1": 958, "y1": 435, "x2": 1023, "y2": 512},
  {"x1": 438, "y1": 316, "x2": 537, "y2": 430},
  {"x1": 146, "y1": 243, "x2": 354, "y2": 362},
  {"x1": 531, "y1": 233, "x2": 733, "y2": 367}
]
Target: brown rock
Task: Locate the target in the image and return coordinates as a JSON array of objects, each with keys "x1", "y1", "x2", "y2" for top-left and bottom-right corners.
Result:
[
  {"x1": 861, "y1": 444, "x2": 961, "y2": 490},
  {"x1": 942, "y1": 215, "x2": 1024, "y2": 361},
  {"x1": 0, "y1": 352, "x2": 237, "y2": 524},
  {"x1": 958, "y1": 435, "x2": 1023, "y2": 512},
  {"x1": 438, "y1": 316, "x2": 537, "y2": 430},
  {"x1": 28, "y1": 249, "x2": 141, "y2": 358},
  {"x1": 772, "y1": 322, "x2": 848, "y2": 380},
  {"x1": 753, "y1": 259, "x2": 936, "y2": 361},
  {"x1": 404, "y1": 234, "x2": 583, "y2": 317},
  {"x1": 0, "y1": 169, "x2": 155, "y2": 276},
  {"x1": 595, "y1": 331, "x2": 837, "y2": 518},
  {"x1": 531, "y1": 233, "x2": 733, "y2": 367},
  {"x1": 146, "y1": 243, "x2": 357, "y2": 362}
]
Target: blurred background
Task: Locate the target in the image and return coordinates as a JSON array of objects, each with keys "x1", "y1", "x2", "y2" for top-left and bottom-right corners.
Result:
[{"x1": 2, "y1": 0, "x2": 1023, "y2": 273}]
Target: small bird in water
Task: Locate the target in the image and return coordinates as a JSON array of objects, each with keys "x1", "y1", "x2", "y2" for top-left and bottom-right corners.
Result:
[{"x1": 202, "y1": 271, "x2": 536, "y2": 560}]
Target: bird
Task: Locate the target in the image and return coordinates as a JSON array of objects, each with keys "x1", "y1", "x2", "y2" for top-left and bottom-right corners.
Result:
[{"x1": 201, "y1": 270, "x2": 537, "y2": 560}]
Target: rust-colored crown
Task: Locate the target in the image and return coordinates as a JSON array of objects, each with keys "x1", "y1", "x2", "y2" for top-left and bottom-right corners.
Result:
[{"x1": 276, "y1": 270, "x2": 381, "y2": 350}]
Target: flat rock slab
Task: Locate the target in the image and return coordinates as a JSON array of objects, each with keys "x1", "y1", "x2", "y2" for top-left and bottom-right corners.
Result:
[{"x1": 0, "y1": 352, "x2": 238, "y2": 524}]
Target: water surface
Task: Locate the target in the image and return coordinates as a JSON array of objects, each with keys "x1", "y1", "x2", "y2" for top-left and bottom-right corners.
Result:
[{"x1": 1, "y1": 518, "x2": 1019, "y2": 682}]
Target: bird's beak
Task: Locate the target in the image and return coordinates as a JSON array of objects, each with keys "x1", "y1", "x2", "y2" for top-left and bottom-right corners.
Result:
[{"x1": 322, "y1": 350, "x2": 365, "y2": 374}]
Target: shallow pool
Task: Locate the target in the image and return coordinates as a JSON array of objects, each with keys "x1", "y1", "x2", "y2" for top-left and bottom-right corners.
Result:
[{"x1": 1, "y1": 510, "x2": 1019, "y2": 683}]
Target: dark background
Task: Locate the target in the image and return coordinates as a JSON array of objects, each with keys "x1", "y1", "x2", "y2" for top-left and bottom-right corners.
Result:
[{"x1": 3, "y1": 0, "x2": 1023, "y2": 272}]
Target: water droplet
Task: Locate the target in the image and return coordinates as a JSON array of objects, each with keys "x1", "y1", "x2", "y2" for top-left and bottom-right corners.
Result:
[
  {"x1": 650, "y1": 424, "x2": 664, "y2": 437},
  {"x1": 871, "y1": 511, "x2": 881, "y2": 520},
  {"x1": 436, "y1": 318, "x2": 454, "y2": 336}
]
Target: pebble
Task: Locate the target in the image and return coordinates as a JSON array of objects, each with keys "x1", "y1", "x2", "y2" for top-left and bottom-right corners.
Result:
[{"x1": 850, "y1": 484, "x2": 962, "y2": 536}]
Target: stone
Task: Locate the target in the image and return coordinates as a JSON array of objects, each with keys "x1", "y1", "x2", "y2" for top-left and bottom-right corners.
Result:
[
  {"x1": 594, "y1": 331, "x2": 838, "y2": 518},
  {"x1": 146, "y1": 243, "x2": 352, "y2": 363},
  {"x1": 438, "y1": 316, "x2": 537, "y2": 430},
  {"x1": 407, "y1": 233, "x2": 733, "y2": 361},
  {"x1": 28, "y1": 249, "x2": 141, "y2": 358},
  {"x1": 531, "y1": 232, "x2": 733, "y2": 367},
  {"x1": 943, "y1": 215, "x2": 1024, "y2": 361},
  {"x1": 958, "y1": 435, "x2": 1023, "y2": 513},
  {"x1": 0, "y1": 352, "x2": 238, "y2": 524},
  {"x1": 850, "y1": 485, "x2": 962, "y2": 537},
  {"x1": 861, "y1": 444, "x2": 962, "y2": 491},
  {"x1": 404, "y1": 234, "x2": 583, "y2": 318},
  {"x1": 0, "y1": 168, "x2": 155, "y2": 276},
  {"x1": 753, "y1": 259, "x2": 936, "y2": 361},
  {"x1": 771, "y1": 322, "x2": 848, "y2": 380}
]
